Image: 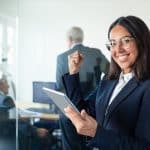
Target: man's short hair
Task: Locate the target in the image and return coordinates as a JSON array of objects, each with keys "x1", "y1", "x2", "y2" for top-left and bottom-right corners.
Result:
[
  {"x1": 67, "y1": 26, "x2": 84, "y2": 43},
  {"x1": 0, "y1": 75, "x2": 7, "y2": 84}
]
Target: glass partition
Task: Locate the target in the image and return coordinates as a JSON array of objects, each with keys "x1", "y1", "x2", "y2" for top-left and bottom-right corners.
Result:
[{"x1": 0, "y1": 0, "x2": 18, "y2": 149}]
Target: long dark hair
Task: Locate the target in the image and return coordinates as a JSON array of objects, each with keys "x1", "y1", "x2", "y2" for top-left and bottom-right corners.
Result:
[{"x1": 107, "y1": 16, "x2": 150, "y2": 81}]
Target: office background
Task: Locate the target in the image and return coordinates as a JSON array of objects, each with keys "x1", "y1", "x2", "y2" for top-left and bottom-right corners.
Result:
[{"x1": 0, "y1": 0, "x2": 149, "y2": 103}]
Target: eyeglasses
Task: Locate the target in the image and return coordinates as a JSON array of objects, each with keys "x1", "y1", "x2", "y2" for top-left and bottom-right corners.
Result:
[{"x1": 106, "y1": 36, "x2": 135, "y2": 51}]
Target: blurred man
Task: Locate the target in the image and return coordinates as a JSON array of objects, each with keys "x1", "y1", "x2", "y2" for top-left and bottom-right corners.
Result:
[
  {"x1": 56, "y1": 27, "x2": 109, "y2": 97},
  {"x1": 0, "y1": 75, "x2": 15, "y2": 107},
  {"x1": 56, "y1": 26, "x2": 109, "y2": 150},
  {"x1": 0, "y1": 75, "x2": 53, "y2": 150}
]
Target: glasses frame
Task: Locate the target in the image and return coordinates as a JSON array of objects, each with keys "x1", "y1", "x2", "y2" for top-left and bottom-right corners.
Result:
[{"x1": 106, "y1": 36, "x2": 135, "y2": 51}]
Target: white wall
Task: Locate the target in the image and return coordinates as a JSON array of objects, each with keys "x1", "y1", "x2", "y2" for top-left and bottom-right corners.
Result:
[
  {"x1": 18, "y1": 0, "x2": 150, "y2": 101},
  {"x1": 0, "y1": 0, "x2": 18, "y2": 17}
]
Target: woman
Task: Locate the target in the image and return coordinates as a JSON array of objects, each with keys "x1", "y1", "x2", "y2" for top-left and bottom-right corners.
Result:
[{"x1": 63, "y1": 16, "x2": 150, "y2": 149}]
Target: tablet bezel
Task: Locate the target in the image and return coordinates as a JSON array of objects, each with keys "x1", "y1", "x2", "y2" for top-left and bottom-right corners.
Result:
[{"x1": 43, "y1": 87, "x2": 79, "y2": 115}]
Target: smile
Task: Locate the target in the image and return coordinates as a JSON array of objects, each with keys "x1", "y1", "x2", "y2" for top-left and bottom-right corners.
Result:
[{"x1": 118, "y1": 54, "x2": 129, "y2": 62}]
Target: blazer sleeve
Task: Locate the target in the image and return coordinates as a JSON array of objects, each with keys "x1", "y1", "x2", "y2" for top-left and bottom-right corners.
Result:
[
  {"x1": 63, "y1": 73, "x2": 97, "y2": 117},
  {"x1": 91, "y1": 86, "x2": 150, "y2": 150}
]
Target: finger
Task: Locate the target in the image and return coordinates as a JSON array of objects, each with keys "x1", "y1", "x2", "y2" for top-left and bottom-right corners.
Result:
[
  {"x1": 64, "y1": 106, "x2": 76, "y2": 114},
  {"x1": 65, "y1": 111, "x2": 79, "y2": 125},
  {"x1": 64, "y1": 106, "x2": 82, "y2": 122},
  {"x1": 70, "y1": 50, "x2": 79, "y2": 58},
  {"x1": 68, "y1": 55, "x2": 71, "y2": 61},
  {"x1": 79, "y1": 53, "x2": 84, "y2": 59},
  {"x1": 69, "y1": 55, "x2": 79, "y2": 64},
  {"x1": 81, "y1": 109, "x2": 88, "y2": 119}
]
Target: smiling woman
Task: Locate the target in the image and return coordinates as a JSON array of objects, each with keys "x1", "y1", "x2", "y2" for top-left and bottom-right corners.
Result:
[
  {"x1": 1, "y1": 0, "x2": 150, "y2": 150},
  {"x1": 108, "y1": 16, "x2": 150, "y2": 80},
  {"x1": 63, "y1": 16, "x2": 150, "y2": 150},
  {"x1": 109, "y1": 25, "x2": 138, "y2": 74}
]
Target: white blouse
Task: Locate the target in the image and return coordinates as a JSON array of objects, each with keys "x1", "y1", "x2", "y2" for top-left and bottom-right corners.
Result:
[{"x1": 108, "y1": 72, "x2": 134, "y2": 106}]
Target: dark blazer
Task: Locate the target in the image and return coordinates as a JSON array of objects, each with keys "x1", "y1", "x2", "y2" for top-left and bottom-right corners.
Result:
[
  {"x1": 0, "y1": 93, "x2": 15, "y2": 121},
  {"x1": 0, "y1": 93, "x2": 15, "y2": 108},
  {"x1": 56, "y1": 44, "x2": 109, "y2": 97},
  {"x1": 63, "y1": 73, "x2": 150, "y2": 150}
]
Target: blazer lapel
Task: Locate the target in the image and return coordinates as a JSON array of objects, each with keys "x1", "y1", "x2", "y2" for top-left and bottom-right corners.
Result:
[
  {"x1": 104, "y1": 77, "x2": 138, "y2": 124},
  {"x1": 99, "y1": 79, "x2": 117, "y2": 124}
]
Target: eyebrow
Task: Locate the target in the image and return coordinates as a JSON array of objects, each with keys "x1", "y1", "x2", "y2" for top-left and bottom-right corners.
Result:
[{"x1": 109, "y1": 35, "x2": 133, "y2": 41}]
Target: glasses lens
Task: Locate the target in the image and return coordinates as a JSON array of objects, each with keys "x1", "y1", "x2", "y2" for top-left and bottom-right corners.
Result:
[
  {"x1": 106, "y1": 36, "x2": 134, "y2": 51},
  {"x1": 122, "y1": 36, "x2": 134, "y2": 44},
  {"x1": 106, "y1": 40, "x2": 116, "y2": 51},
  {"x1": 106, "y1": 43, "x2": 110, "y2": 50}
]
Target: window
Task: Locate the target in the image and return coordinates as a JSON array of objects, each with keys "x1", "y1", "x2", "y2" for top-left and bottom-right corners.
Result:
[
  {"x1": 0, "y1": 24, "x2": 2, "y2": 63},
  {"x1": 0, "y1": 16, "x2": 17, "y2": 99}
]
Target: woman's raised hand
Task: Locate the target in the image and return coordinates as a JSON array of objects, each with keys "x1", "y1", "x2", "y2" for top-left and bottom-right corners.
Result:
[{"x1": 68, "y1": 51, "x2": 84, "y2": 75}]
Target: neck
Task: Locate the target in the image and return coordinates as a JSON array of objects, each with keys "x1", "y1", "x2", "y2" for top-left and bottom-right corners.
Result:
[{"x1": 70, "y1": 42, "x2": 82, "y2": 49}]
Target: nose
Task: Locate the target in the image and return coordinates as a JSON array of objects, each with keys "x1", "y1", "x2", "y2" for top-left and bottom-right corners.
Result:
[{"x1": 115, "y1": 41, "x2": 124, "y2": 52}]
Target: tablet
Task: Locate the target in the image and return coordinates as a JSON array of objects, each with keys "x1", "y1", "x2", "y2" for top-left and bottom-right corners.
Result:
[{"x1": 43, "y1": 87, "x2": 80, "y2": 115}]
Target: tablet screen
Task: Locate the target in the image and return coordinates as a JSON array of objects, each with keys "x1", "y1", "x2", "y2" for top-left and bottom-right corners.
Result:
[{"x1": 43, "y1": 87, "x2": 79, "y2": 115}]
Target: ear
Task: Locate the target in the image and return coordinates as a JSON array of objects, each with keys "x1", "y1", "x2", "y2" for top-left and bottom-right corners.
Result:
[
  {"x1": 67, "y1": 37, "x2": 73, "y2": 48},
  {"x1": 69, "y1": 36, "x2": 72, "y2": 42}
]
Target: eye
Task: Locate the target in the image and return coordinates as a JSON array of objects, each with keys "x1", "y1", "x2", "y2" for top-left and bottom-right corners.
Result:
[{"x1": 122, "y1": 37, "x2": 133, "y2": 44}]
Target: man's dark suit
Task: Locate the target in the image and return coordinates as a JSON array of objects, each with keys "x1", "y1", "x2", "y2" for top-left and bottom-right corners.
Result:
[
  {"x1": 0, "y1": 93, "x2": 16, "y2": 149},
  {"x1": 56, "y1": 44, "x2": 109, "y2": 97},
  {"x1": 63, "y1": 73, "x2": 150, "y2": 150},
  {"x1": 0, "y1": 93, "x2": 15, "y2": 121}
]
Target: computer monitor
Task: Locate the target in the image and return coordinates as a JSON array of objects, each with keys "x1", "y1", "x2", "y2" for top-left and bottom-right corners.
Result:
[{"x1": 32, "y1": 81, "x2": 56, "y2": 104}]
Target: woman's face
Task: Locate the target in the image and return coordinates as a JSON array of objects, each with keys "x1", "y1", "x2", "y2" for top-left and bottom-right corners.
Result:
[{"x1": 109, "y1": 25, "x2": 138, "y2": 74}]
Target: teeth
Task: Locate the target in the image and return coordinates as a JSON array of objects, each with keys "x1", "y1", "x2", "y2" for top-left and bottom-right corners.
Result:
[{"x1": 118, "y1": 55, "x2": 128, "y2": 62}]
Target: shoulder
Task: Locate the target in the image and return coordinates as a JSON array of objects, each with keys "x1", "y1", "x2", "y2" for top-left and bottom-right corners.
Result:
[
  {"x1": 3, "y1": 96, "x2": 15, "y2": 108},
  {"x1": 57, "y1": 48, "x2": 74, "y2": 59},
  {"x1": 82, "y1": 46, "x2": 103, "y2": 55},
  {"x1": 101, "y1": 77, "x2": 116, "y2": 85},
  {"x1": 0, "y1": 94, "x2": 15, "y2": 108},
  {"x1": 139, "y1": 79, "x2": 150, "y2": 88},
  {"x1": 82, "y1": 47, "x2": 107, "y2": 62},
  {"x1": 136, "y1": 79, "x2": 150, "y2": 102}
]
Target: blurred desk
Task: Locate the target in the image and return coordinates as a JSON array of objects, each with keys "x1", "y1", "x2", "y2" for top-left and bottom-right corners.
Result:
[
  {"x1": 20, "y1": 114, "x2": 59, "y2": 121},
  {"x1": 13, "y1": 101, "x2": 59, "y2": 121},
  {"x1": 16, "y1": 101, "x2": 50, "y2": 109}
]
